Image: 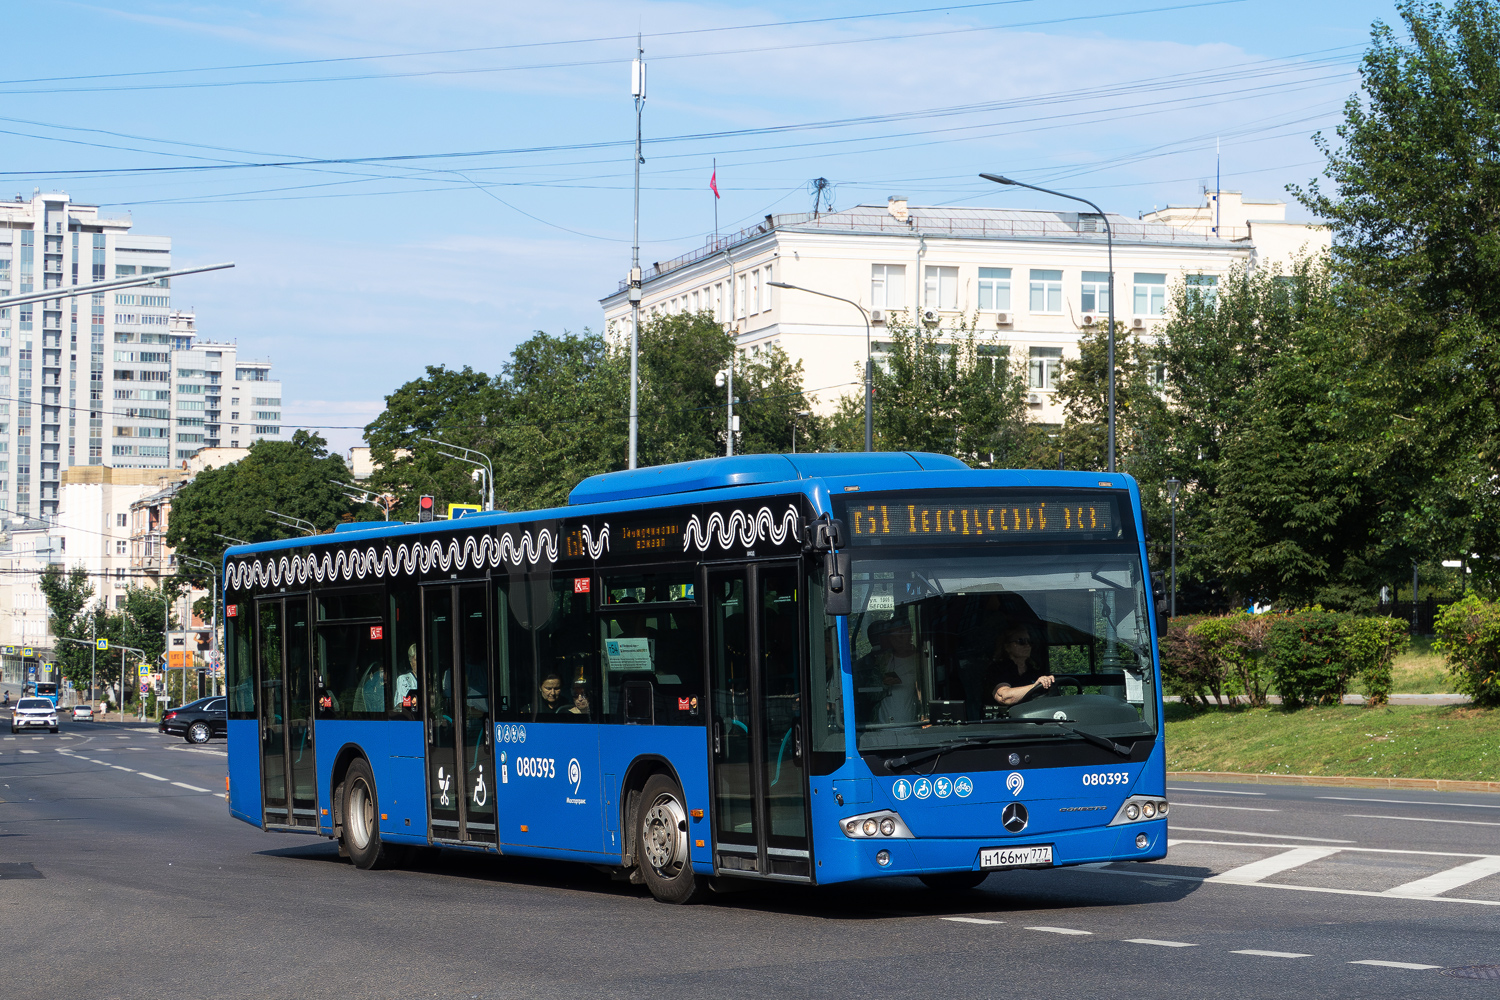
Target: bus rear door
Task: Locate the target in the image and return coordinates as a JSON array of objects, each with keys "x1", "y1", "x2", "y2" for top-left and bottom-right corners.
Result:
[
  {"x1": 422, "y1": 581, "x2": 497, "y2": 846},
  {"x1": 706, "y1": 562, "x2": 812, "y2": 880}
]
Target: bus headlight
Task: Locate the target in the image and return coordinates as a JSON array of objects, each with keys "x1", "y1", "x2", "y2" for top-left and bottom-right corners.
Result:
[
  {"x1": 841, "y1": 810, "x2": 915, "y2": 839},
  {"x1": 1110, "y1": 795, "x2": 1170, "y2": 826}
]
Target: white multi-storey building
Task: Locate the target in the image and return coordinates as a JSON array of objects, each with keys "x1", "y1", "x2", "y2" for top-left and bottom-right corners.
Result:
[
  {"x1": 600, "y1": 190, "x2": 1328, "y2": 426},
  {"x1": 167, "y1": 311, "x2": 282, "y2": 458}
]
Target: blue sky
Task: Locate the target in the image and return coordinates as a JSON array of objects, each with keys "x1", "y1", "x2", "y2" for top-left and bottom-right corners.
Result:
[{"x1": 5, "y1": 0, "x2": 1399, "y2": 454}]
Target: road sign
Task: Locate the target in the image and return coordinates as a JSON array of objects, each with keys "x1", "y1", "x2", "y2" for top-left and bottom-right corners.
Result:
[
  {"x1": 167, "y1": 651, "x2": 190, "y2": 670},
  {"x1": 2, "y1": 646, "x2": 13, "y2": 655},
  {"x1": 448, "y1": 503, "x2": 482, "y2": 519},
  {"x1": 137, "y1": 663, "x2": 149, "y2": 677},
  {"x1": 22, "y1": 647, "x2": 34, "y2": 658},
  {"x1": 96, "y1": 638, "x2": 109, "y2": 651}
]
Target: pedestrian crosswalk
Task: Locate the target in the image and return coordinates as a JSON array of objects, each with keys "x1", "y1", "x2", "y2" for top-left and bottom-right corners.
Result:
[{"x1": 1096, "y1": 837, "x2": 1500, "y2": 905}]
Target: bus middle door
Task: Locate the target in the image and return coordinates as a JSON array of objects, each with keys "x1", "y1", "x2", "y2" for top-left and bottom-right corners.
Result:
[{"x1": 422, "y1": 581, "x2": 497, "y2": 846}]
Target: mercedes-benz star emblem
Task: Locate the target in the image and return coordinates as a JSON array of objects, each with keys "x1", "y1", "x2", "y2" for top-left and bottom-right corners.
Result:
[{"x1": 1001, "y1": 802, "x2": 1029, "y2": 833}]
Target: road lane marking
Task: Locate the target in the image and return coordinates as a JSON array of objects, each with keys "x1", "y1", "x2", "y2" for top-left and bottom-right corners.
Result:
[
  {"x1": 1349, "y1": 960, "x2": 1442, "y2": 970},
  {"x1": 1169, "y1": 827, "x2": 1355, "y2": 843},
  {"x1": 1170, "y1": 802, "x2": 1279, "y2": 813},
  {"x1": 111, "y1": 766, "x2": 134, "y2": 772},
  {"x1": 1085, "y1": 865, "x2": 1500, "y2": 906},
  {"x1": 1026, "y1": 926, "x2": 1092, "y2": 936},
  {"x1": 941, "y1": 917, "x2": 1003, "y2": 925},
  {"x1": 1234, "y1": 950, "x2": 1311, "y2": 959},
  {"x1": 1207, "y1": 847, "x2": 1339, "y2": 884},
  {"x1": 1124, "y1": 939, "x2": 1197, "y2": 947},
  {"x1": 1385, "y1": 856, "x2": 1500, "y2": 898},
  {"x1": 138, "y1": 772, "x2": 168, "y2": 781},
  {"x1": 1172, "y1": 838, "x2": 1492, "y2": 859},
  {"x1": 1319, "y1": 795, "x2": 1500, "y2": 810},
  {"x1": 171, "y1": 782, "x2": 211, "y2": 793},
  {"x1": 1166, "y1": 786, "x2": 1266, "y2": 796},
  {"x1": 19, "y1": 749, "x2": 37, "y2": 754},
  {"x1": 1347, "y1": 813, "x2": 1500, "y2": 828}
]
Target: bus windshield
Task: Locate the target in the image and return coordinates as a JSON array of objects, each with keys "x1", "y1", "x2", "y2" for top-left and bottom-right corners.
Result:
[{"x1": 847, "y1": 547, "x2": 1157, "y2": 753}]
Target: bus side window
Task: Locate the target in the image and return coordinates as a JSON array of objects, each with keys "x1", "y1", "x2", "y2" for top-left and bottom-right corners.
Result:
[
  {"x1": 533, "y1": 576, "x2": 597, "y2": 722},
  {"x1": 314, "y1": 587, "x2": 386, "y2": 721},
  {"x1": 226, "y1": 600, "x2": 255, "y2": 718},
  {"x1": 389, "y1": 582, "x2": 420, "y2": 719},
  {"x1": 495, "y1": 578, "x2": 537, "y2": 722},
  {"x1": 807, "y1": 575, "x2": 843, "y2": 753}
]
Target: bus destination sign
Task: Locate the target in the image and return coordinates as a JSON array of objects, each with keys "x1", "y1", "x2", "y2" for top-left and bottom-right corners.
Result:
[{"x1": 844, "y1": 495, "x2": 1119, "y2": 542}]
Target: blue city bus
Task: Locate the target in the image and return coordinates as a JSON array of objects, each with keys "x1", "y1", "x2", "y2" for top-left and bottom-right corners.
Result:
[{"x1": 223, "y1": 453, "x2": 1168, "y2": 902}]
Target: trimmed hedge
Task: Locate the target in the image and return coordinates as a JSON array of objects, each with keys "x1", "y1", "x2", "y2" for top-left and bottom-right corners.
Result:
[
  {"x1": 1434, "y1": 596, "x2": 1500, "y2": 708},
  {"x1": 1161, "y1": 609, "x2": 1407, "y2": 709}
]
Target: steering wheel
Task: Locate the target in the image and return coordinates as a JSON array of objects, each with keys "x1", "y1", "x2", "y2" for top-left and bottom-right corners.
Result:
[{"x1": 1045, "y1": 674, "x2": 1087, "y2": 695}]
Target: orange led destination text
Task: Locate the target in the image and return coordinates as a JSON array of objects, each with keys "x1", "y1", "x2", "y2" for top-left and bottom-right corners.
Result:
[{"x1": 848, "y1": 502, "x2": 1105, "y2": 537}]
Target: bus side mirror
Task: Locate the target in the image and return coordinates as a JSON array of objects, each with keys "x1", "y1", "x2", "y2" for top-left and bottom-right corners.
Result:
[{"x1": 824, "y1": 550, "x2": 851, "y2": 617}]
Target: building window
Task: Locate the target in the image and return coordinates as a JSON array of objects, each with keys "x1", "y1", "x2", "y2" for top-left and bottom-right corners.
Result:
[
  {"x1": 923, "y1": 266, "x2": 959, "y2": 311},
  {"x1": 1185, "y1": 273, "x2": 1218, "y2": 309},
  {"x1": 749, "y1": 269, "x2": 761, "y2": 314},
  {"x1": 1028, "y1": 347, "x2": 1062, "y2": 389},
  {"x1": 977, "y1": 268, "x2": 1011, "y2": 312},
  {"x1": 977, "y1": 343, "x2": 1010, "y2": 382},
  {"x1": 691, "y1": 290, "x2": 700, "y2": 313},
  {"x1": 736, "y1": 277, "x2": 746, "y2": 319},
  {"x1": 870, "y1": 264, "x2": 906, "y2": 312},
  {"x1": 762, "y1": 263, "x2": 773, "y2": 307},
  {"x1": 1029, "y1": 270, "x2": 1063, "y2": 313},
  {"x1": 1134, "y1": 273, "x2": 1167, "y2": 316},
  {"x1": 1080, "y1": 271, "x2": 1111, "y2": 314},
  {"x1": 116, "y1": 540, "x2": 127, "y2": 555}
]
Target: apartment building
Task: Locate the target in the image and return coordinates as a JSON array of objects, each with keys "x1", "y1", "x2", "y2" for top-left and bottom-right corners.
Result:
[
  {"x1": 0, "y1": 519, "x2": 63, "y2": 671},
  {"x1": 599, "y1": 190, "x2": 1328, "y2": 426},
  {"x1": 167, "y1": 314, "x2": 283, "y2": 458}
]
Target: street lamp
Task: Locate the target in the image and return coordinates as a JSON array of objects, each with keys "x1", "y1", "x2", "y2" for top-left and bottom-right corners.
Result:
[
  {"x1": 420, "y1": 437, "x2": 495, "y2": 511},
  {"x1": 981, "y1": 173, "x2": 1116, "y2": 473},
  {"x1": 1165, "y1": 478, "x2": 1182, "y2": 618},
  {"x1": 178, "y1": 556, "x2": 220, "y2": 697},
  {"x1": 792, "y1": 410, "x2": 810, "y2": 454},
  {"x1": 769, "y1": 281, "x2": 874, "y2": 452}
]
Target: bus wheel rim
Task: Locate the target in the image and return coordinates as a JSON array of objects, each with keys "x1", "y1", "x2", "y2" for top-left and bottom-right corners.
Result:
[
  {"x1": 642, "y1": 793, "x2": 687, "y2": 873},
  {"x1": 348, "y1": 780, "x2": 372, "y2": 850}
]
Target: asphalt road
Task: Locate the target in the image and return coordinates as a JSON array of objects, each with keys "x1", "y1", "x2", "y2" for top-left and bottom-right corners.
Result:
[{"x1": 2, "y1": 718, "x2": 1498, "y2": 999}]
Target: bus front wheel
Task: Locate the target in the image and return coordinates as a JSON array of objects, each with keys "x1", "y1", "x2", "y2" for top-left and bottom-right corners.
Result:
[
  {"x1": 342, "y1": 758, "x2": 398, "y2": 870},
  {"x1": 635, "y1": 774, "x2": 707, "y2": 904}
]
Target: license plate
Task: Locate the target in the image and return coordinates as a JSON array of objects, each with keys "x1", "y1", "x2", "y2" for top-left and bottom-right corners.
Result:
[{"x1": 980, "y1": 844, "x2": 1054, "y2": 869}]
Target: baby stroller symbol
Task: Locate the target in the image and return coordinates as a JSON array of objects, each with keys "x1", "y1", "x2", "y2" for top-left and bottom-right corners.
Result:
[{"x1": 437, "y1": 766, "x2": 452, "y2": 807}]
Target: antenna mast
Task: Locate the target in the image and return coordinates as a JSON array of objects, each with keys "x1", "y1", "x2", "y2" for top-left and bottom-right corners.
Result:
[{"x1": 628, "y1": 39, "x2": 646, "y2": 469}]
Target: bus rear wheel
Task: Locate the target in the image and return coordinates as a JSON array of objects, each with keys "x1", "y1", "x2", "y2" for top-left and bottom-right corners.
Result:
[
  {"x1": 919, "y1": 872, "x2": 989, "y2": 892},
  {"x1": 342, "y1": 758, "x2": 397, "y2": 870},
  {"x1": 635, "y1": 774, "x2": 707, "y2": 904}
]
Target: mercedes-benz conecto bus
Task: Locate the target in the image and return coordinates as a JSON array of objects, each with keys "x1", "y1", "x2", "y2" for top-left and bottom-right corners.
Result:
[{"x1": 224, "y1": 453, "x2": 1168, "y2": 903}]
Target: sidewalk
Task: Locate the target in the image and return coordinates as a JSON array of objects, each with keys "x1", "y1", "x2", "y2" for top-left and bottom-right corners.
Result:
[{"x1": 1166, "y1": 693, "x2": 1471, "y2": 706}]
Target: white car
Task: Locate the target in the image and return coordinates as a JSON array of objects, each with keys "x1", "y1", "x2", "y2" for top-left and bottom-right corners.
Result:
[
  {"x1": 71, "y1": 704, "x2": 94, "y2": 721},
  {"x1": 11, "y1": 698, "x2": 59, "y2": 734}
]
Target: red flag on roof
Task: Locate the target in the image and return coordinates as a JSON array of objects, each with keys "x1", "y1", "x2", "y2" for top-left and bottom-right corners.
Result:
[{"x1": 710, "y1": 169, "x2": 720, "y2": 199}]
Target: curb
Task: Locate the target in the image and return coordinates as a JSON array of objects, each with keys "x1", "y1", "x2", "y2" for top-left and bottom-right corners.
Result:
[{"x1": 1168, "y1": 770, "x2": 1500, "y2": 795}]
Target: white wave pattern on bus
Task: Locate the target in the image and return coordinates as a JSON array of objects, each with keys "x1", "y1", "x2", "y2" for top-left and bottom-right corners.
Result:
[
  {"x1": 681, "y1": 504, "x2": 800, "y2": 553},
  {"x1": 223, "y1": 524, "x2": 609, "y2": 590}
]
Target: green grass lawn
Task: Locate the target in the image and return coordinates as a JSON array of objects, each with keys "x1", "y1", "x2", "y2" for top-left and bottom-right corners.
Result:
[
  {"x1": 1343, "y1": 636, "x2": 1459, "y2": 696},
  {"x1": 1164, "y1": 703, "x2": 1500, "y2": 781}
]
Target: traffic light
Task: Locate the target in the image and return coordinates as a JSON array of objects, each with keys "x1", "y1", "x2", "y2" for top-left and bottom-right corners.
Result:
[{"x1": 418, "y1": 495, "x2": 435, "y2": 522}]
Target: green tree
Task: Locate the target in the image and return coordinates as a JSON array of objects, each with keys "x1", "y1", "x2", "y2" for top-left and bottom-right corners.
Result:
[
  {"x1": 165, "y1": 431, "x2": 360, "y2": 566},
  {"x1": 38, "y1": 566, "x2": 95, "y2": 695},
  {"x1": 734, "y1": 343, "x2": 823, "y2": 456},
  {"x1": 826, "y1": 312, "x2": 1033, "y2": 464}
]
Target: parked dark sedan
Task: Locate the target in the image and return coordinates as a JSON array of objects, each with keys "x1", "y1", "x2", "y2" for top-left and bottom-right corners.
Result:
[{"x1": 159, "y1": 696, "x2": 227, "y2": 744}]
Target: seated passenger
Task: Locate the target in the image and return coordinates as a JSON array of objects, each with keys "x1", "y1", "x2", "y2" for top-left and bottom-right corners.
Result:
[
  {"x1": 537, "y1": 673, "x2": 570, "y2": 715},
  {"x1": 568, "y1": 678, "x2": 591, "y2": 717},
  {"x1": 394, "y1": 645, "x2": 419, "y2": 710},
  {"x1": 989, "y1": 624, "x2": 1055, "y2": 707}
]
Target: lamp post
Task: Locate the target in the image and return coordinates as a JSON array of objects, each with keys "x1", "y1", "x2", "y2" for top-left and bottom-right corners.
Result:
[
  {"x1": 419, "y1": 437, "x2": 495, "y2": 511},
  {"x1": 981, "y1": 173, "x2": 1116, "y2": 473},
  {"x1": 1165, "y1": 478, "x2": 1182, "y2": 618},
  {"x1": 792, "y1": 410, "x2": 810, "y2": 454},
  {"x1": 178, "y1": 556, "x2": 220, "y2": 696},
  {"x1": 769, "y1": 281, "x2": 873, "y2": 451}
]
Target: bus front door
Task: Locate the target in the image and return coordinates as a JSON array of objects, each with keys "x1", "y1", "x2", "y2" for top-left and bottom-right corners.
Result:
[
  {"x1": 256, "y1": 596, "x2": 318, "y2": 828},
  {"x1": 422, "y1": 582, "x2": 496, "y2": 845},
  {"x1": 707, "y1": 563, "x2": 812, "y2": 880}
]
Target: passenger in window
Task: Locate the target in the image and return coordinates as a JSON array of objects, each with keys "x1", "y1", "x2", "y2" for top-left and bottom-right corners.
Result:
[
  {"x1": 989, "y1": 625, "x2": 1054, "y2": 706},
  {"x1": 568, "y1": 678, "x2": 591, "y2": 717},
  {"x1": 395, "y1": 644, "x2": 419, "y2": 710},
  {"x1": 873, "y1": 618, "x2": 922, "y2": 724},
  {"x1": 538, "y1": 673, "x2": 570, "y2": 715}
]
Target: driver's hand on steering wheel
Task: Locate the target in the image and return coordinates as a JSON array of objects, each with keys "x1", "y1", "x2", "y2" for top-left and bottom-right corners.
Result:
[{"x1": 1035, "y1": 674, "x2": 1055, "y2": 690}]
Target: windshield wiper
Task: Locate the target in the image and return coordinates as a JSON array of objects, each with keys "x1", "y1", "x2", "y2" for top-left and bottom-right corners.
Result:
[
  {"x1": 1000, "y1": 717, "x2": 1134, "y2": 757},
  {"x1": 883, "y1": 737, "x2": 1013, "y2": 771}
]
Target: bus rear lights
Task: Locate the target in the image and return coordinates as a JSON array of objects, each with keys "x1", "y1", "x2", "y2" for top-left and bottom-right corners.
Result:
[
  {"x1": 842, "y1": 810, "x2": 914, "y2": 839},
  {"x1": 1136, "y1": 833, "x2": 1149, "y2": 850},
  {"x1": 1109, "y1": 796, "x2": 1170, "y2": 826},
  {"x1": 876, "y1": 850, "x2": 891, "y2": 867}
]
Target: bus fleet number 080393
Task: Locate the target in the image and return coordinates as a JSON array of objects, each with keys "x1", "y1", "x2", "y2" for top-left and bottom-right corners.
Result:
[{"x1": 1082, "y1": 772, "x2": 1130, "y2": 787}]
